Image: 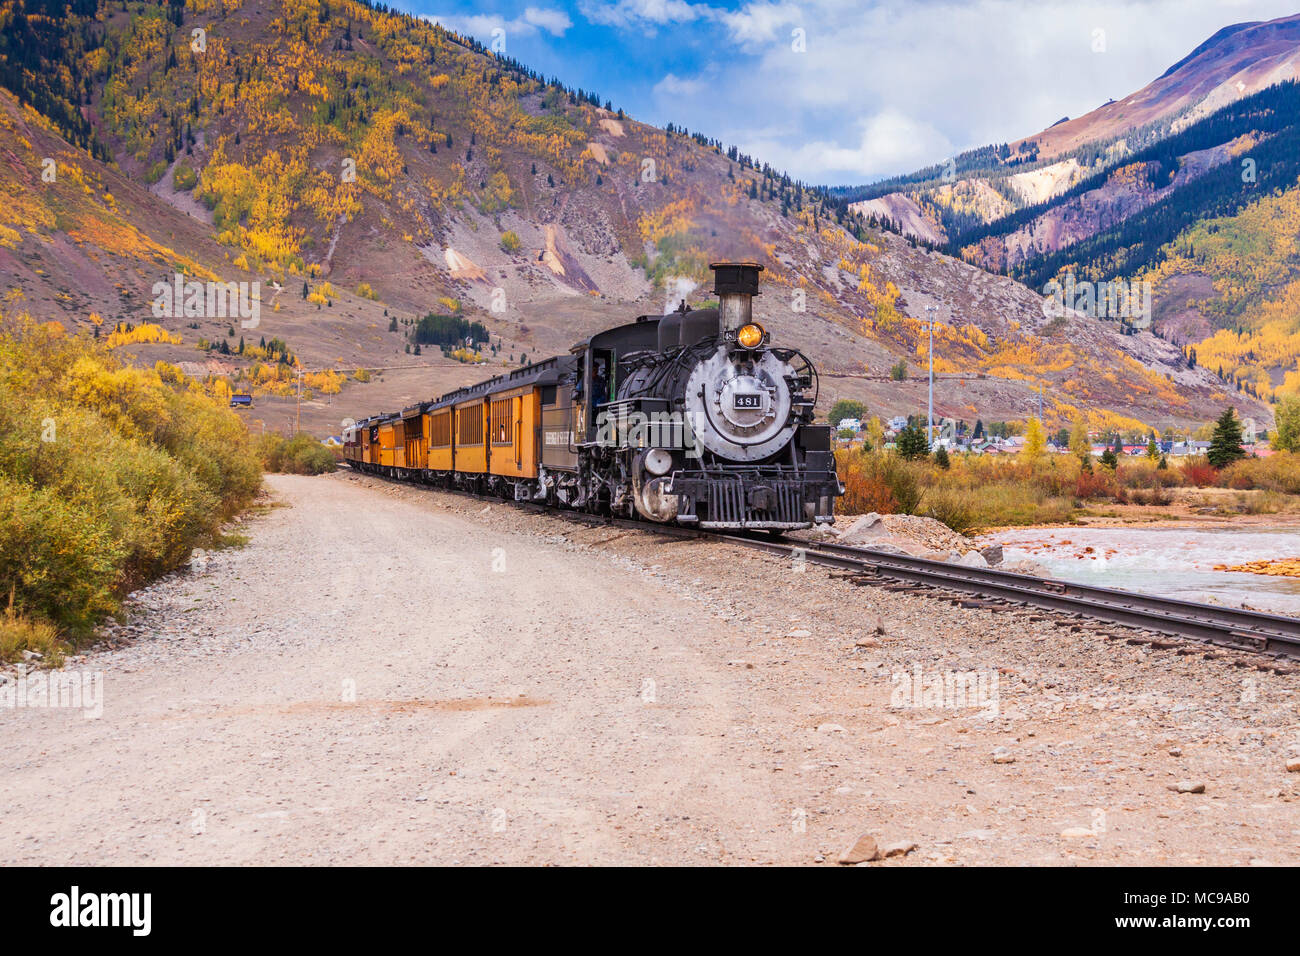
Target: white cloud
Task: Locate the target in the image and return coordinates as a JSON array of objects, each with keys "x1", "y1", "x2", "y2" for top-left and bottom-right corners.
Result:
[
  {"x1": 746, "y1": 109, "x2": 953, "y2": 179},
  {"x1": 580, "y1": 0, "x2": 714, "y2": 30},
  {"x1": 654, "y1": 72, "x2": 705, "y2": 96},
  {"x1": 716, "y1": 2, "x2": 803, "y2": 46},
  {"x1": 522, "y1": 6, "x2": 574, "y2": 36},
  {"x1": 426, "y1": 6, "x2": 572, "y2": 42},
  {"x1": 580, "y1": 0, "x2": 801, "y2": 45}
]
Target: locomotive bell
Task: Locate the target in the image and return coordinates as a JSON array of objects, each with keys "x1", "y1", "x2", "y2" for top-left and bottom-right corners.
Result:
[{"x1": 710, "y1": 261, "x2": 763, "y2": 332}]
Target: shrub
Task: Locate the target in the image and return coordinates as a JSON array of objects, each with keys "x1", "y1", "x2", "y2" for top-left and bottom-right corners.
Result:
[
  {"x1": 1219, "y1": 452, "x2": 1300, "y2": 494},
  {"x1": 837, "y1": 449, "x2": 921, "y2": 515},
  {"x1": 499, "y1": 230, "x2": 521, "y2": 252},
  {"x1": 1073, "y1": 468, "x2": 1116, "y2": 501},
  {"x1": 1180, "y1": 459, "x2": 1219, "y2": 488},
  {"x1": 0, "y1": 317, "x2": 261, "y2": 658},
  {"x1": 919, "y1": 486, "x2": 976, "y2": 534},
  {"x1": 1120, "y1": 487, "x2": 1174, "y2": 506},
  {"x1": 257, "y1": 433, "x2": 337, "y2": 475},
  {"x1": 0, "y1": 603, "x2": 63, "y2": 665},
  {"x1": 173, "y1": 162, "x2": 197, "y2": 191}
]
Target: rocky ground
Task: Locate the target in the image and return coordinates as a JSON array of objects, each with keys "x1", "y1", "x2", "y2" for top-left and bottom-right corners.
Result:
[
  {"x1": 798, "y1": 512, "x2": 1041, "y2": 574},
  {"x1": 2, "y1": 472, "x2": 1298, "y2": 866}
]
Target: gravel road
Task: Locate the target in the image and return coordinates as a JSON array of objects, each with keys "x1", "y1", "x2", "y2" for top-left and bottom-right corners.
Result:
[{"x1": 2, "y1": 472, "x2": 1297, "y2": 865}]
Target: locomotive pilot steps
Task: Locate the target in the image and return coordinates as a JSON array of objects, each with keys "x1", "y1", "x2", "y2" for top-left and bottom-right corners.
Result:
[{"x1": 343, "y1": 262, "x2": 843, "y2": 530}]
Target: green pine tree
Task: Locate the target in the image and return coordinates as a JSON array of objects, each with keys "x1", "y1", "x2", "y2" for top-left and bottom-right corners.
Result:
[
  {"x1": 1207, "y1": 407, "x2": 1246, "y2": 467},
  {"x1": 895, "y1": 423, "x2": 929, "y2": 460}
]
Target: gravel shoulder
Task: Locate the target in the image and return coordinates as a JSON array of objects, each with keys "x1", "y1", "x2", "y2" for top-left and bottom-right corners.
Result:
[{"x1": 1, "y1": 471, "x2": 1297, "y2": 866}]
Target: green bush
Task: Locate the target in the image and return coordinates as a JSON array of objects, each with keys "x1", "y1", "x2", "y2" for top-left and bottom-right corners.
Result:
[
  {"x1": 257, "y1": 433, "x2": 337, "y2": 475},
  {"x1": 173, "y1": 162, "x2": 197, "y2": 191}
]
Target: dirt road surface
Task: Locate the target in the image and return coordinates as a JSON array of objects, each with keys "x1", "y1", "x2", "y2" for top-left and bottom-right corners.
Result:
[{"x1": 2, "y1": 473, "x2": 1297, "y2": 865}]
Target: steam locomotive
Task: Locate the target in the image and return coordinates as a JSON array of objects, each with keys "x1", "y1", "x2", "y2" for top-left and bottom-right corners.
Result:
[{"x1": 343, "y1": 262, "x2": 841, "y2": 529}]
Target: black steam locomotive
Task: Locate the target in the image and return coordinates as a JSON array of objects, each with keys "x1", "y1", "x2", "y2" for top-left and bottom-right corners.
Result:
[{"x1": 345, "y1": 261, "x2": 842, "y2": 530}]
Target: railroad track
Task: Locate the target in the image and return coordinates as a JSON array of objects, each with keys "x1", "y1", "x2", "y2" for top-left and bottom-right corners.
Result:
[
  {"x1": 711, "y1": 534, "x2": 1300, "y2": 663},
  {"x1": 351, "y1": 471, "x2": 1300, "y2": 663}
]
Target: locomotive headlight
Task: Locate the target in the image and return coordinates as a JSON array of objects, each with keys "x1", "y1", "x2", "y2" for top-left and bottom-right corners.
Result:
[{"x1": 736, "y1": 323, "x2": 765, "y2": 349}]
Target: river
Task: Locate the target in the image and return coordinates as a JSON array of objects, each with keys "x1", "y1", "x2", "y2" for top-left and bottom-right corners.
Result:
[{"x1": 979, "y1": 525, "x2": 1300, "y2": 617}]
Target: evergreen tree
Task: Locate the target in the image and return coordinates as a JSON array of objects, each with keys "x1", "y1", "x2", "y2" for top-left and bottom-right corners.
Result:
[
  {"x1": 1100, "y1": 447, "x2": 1118, "y2": 469},
  {"x1": 933, "y1": 446, "x2": 950, "y2": 469},
  {"x1": 895, "y1": 423, "x2": 929, "y2": 459},
  {"x1": 1207, "y1": 407, "x2": 1246, "y2": 467}
]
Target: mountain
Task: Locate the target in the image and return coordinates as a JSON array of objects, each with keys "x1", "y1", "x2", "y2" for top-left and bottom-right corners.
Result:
[
  {"x1": 1013, "y1": 15, "x2": 1300, "y2": 162},
  {"x1": 0, "y1": 0, "x2": 1254, "y2": 437},
  {"x1": 841, "y1": 13, "x2": 1300, "y2": 407}
]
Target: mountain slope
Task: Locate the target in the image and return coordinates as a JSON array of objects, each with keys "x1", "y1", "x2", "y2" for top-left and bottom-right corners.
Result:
[{"x1": 0, "y1": 0, "x2": 1254, "y2": 436}]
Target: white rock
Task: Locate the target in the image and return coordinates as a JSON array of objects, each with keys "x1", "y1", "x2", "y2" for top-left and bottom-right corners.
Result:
[{"x1": 955, "y1": 550, "x2": 989, "y2": 568}]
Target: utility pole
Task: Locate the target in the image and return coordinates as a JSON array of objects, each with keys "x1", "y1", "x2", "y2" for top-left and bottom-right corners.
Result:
[{"x1": 924, "y1": 305, "x2": 936, "y2": 449}]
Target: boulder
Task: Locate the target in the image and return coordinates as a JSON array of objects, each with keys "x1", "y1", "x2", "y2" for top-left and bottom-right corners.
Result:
[
  {"x1": 955, "y1": 550, "x2": 989, "y2": 568},
  {"x1": 979, "y1": 543, "x2": 1004, "y2": 565},
  {"x1": 837, "y1": 834, "x2": 879, "y2": 864},
  {"x1": 838, "y1": 513, "x2": 890, "y2": 546}
]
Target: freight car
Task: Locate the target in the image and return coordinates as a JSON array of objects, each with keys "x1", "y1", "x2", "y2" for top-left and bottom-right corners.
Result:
[{"x1": 343, "y1": 262, "x2": 841, "y2": 529}]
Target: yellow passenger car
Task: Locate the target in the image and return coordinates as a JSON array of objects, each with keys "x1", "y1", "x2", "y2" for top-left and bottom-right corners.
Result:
[{"x1": 453, "y1": 399, "x2": 487, "y2": 474}]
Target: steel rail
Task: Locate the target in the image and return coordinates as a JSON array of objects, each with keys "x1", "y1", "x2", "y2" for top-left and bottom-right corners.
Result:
[{"x1": 712, "y1": 534, "x2": 1300, "y2": 660}]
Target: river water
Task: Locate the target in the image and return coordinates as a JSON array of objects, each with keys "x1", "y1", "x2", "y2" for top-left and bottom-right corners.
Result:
[{"x1": 979, "y1": 525, "x2": 1300, "y2": 617}]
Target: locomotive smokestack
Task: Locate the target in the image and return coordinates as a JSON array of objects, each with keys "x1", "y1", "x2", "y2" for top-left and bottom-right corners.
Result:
[{"x1": 710, "y1": 261, "x2": 763, "y2": 332}]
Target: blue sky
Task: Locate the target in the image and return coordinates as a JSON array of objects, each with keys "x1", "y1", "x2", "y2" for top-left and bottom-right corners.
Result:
[{"x1": 399, "y1": 1, "x2": 1300, "y2": 185}]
